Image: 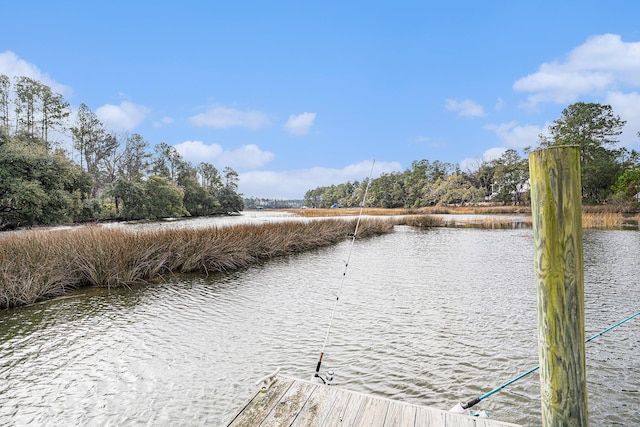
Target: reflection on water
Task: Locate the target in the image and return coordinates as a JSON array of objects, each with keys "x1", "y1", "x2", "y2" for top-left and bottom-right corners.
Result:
[{"x1": 0, "y1": 226, "x2": 639, "y2": 426}]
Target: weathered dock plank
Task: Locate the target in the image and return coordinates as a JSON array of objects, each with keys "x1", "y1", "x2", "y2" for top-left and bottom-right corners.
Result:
[
  {"x1": 354, "y1": 395, "x2": 389, "y2": 427},
  {"x1": 290, "y1": 383, "x2": 341, "y2": 426},
  {"x1": 227, "y1": 376, "x2": 295, "y2": 426},
  {"x1": 415, "y1": 405, "x2": 448, "y2": 425},
  {"x1": 317, "y1": 386, "x2": 362, "y2": 426},
  {"x1": 227, "y1": 375, "x2": 522, "y2": 427},
  {"x1": 327, "y1": 392, "x2": 369, "y2": 426},
  {"x1": 260, "y1": 380, "x2": 317, "y2": 427},
  {"x1": 384, "y1": 402, "x2": 416, "y2": 427}
]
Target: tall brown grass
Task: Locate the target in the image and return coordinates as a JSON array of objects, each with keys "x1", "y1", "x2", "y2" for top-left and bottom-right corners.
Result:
[
  {"x1": 0, "y1": 218, "x2": 393, "y2": 309},
  {"x1": 581, "y1": 213, "x2": 624, "y2": 229},
  {"x1": 288, "y1": 207, "x2": 640, "y2": 230},
  {"x1": 393, "y1": 215, "x2": 444, "y2": 228},
  {"x1": 452, "y1": 216, "x2": 533, "y2": 229},
  {"x1": 289, "y1": 207, "x2": 415, "y2": 217},
  {"x1": 582, "y1": 204, "x2": 639, "y2": 214},
  {"x1": 288, "y1": 206, "x2": 532, "y2": 217}
]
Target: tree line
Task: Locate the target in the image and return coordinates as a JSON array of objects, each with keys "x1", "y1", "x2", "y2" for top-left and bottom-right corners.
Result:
[
  {"x1": 305, "y1": 102, "x2": 640, "y2": 209},
  {"x1": 0, "y1": 75, "x2": 243, "y2": 230},
  {"x1": 244, "y1": 198, "x2": 305, "y2": 209}
]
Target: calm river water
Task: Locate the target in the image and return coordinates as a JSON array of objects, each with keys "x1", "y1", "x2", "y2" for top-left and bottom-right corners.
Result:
[{"x1": 0, "y1": 215, "x2": 639, "y2": 426}]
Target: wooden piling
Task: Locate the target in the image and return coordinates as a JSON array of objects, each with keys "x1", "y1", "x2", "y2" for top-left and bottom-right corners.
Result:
[{"x1": 529, "y1": 146, "x2": 589, "y2": 426}]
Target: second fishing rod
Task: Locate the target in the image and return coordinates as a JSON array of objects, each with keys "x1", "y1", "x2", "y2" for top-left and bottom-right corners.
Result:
[{"x1": 451, "y1": 308, "x2": 640, "y2": 412}]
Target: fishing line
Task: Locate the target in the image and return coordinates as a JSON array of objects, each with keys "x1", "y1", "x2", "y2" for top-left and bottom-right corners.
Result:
[
  {"x1": 313, "y1": 159, "x2": 376, "y2": 384},
  {"x1": 452, "y1": 309, "x2": 640, "y2": 412}
]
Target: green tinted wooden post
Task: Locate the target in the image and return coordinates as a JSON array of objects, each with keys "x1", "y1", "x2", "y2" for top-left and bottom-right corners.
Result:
[{"x1": 529, "y1": 146, "x2": 589, "y2": 426}]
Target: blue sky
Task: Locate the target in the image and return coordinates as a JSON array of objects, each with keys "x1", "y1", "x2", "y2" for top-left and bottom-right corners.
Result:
[{"x1": 2, "y1": 1, "x2": 640, "y2": 199}]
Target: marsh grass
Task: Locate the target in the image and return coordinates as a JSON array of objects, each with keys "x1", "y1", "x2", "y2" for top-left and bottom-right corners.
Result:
[
  {"x1": 393, "y1": 215, "x2": 444, "y2": 228},
  {"x1": 0, "y1": 218, "x2": 393, "y2": 309},
  {"x1": 290, "y1": 207, "x2": 639, "y2": 230},
  {"x1": 452, "y1": 216, "x2": 533, "y2": 229},
  {"x1": 3, "y1": 209, "x2": 636, "y2": 309},
  {"x1": 0, "y1": 232, "x2": 77, "y2": 308},
  {"x1": 290, "y1": 207, "x2": 427, "y2": 217},
  {"x1": 289, "y1": 206, "x2": 532, "y2": 217},
  {"x1": 582, "y1": 213, "x2": 624, "y2": 229}
]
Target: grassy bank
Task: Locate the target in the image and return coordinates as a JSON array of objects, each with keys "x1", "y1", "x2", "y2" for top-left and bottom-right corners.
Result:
[
  {"x1": 288, "y1": 207, "x2": 640, "y2": 230},
  {"x1": 288, "y1": 206, "x2": 533, "y2": 217},
  {"x1": 0, "y1": 218, "x2": 393, "y2": 310}
]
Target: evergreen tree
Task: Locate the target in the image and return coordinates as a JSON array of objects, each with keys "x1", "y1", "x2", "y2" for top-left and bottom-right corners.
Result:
[{"x1": 539, "y1": 102, "x2": 626, "y2": 203}]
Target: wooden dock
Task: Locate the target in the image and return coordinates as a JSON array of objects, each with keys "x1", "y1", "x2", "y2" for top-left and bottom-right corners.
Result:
[{"x1": 227, "y1": 375, "x2": 521, "y2": 427}]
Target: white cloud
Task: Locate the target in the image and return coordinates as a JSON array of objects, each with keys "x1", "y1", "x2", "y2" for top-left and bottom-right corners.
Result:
[
  {"x1": 189, "y1": 106, "x2": 271, "y2": 129},
  {"x1": 96, "y1": 101, "x2": 150, "y2": 132},
  {"x1": 444, "y1": 99, "x2": 486, "y2": 117},
  {"x1": 173, "y1": 140, "x2": 223, "y2": 162},
  {"x1": 411, "y1": 135, "x2": 449, "y2": 148},
  {"x1": 220, "y1": 144, "x2": 275, "y2": 168},
  {"x1": 153, "y1": 116, "x2": 174, "y2": 128},
  {"x1": 605, "y1": 91, "x2": 640, "y2": 147},
  {"x1": 283, "y1": 112, "x2": 316, "y2": 135},
  {"x1": 459, "y1": 147, "x2": 508, "y2": 172},
  {"x1": 410, "y1": 135, "x2": 430, "y2": 143},
  {"x1": 459, "y1": 122, "x2": 548, "y2": 172},
  {"x1": 485, "y1": 121, "x2": 547, "y2": 149},
  {"x1": 238, "y1": 160, "x2": 402, "y2": 199},
  {"x1": 514, "y1": 34, "x2": 640, "y2": 107},
  {"x1": 173, "y1": 140, "x2": 274, "y2": 169},
  {"x1": 0, "y1": 50, "x2": 71, "y2": 96},
  {"x1": 495, "y1": 97, "x2": 506, "y2": 111}
]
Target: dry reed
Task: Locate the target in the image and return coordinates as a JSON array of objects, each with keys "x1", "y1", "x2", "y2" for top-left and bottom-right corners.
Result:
[
  {"x1": 393, "y1": 215, "x2": 444, "y2": 228},
  {"x1": 288, "y1": 207, "x2": 437, "y2": 217},
  {"x1": 289, "y1": 207, "x2": 639, "y2": 230},
  {"x1": 581, "y1": 213, "x2": 624, "y2": 229},
  {"x1": 450, "y1": 216, "x2": 533, "y2": 229},
  {"x1": 0, "y1": 218, "x2": 393, "y2": 309},
  {"x1": 288, "y1": 206, "x2": 532, "y2": 217}
]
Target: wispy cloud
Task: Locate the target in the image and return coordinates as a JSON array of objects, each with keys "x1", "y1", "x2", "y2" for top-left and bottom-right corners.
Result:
[
  {"x1": 238, "y1": 159, "x2": 401, "y2": 199},
  {"x1": 444, "y1": 98, "x2": 486, "y2": 117},
  {"x1": 152, "y1": 116, "x2": 174, "y2": 128},
  {"x1": 173, "y1": 140, "x2": 274, "y2": 169},
  {"x1": 0, "y1": 50, "x2": 70, "y2": 96},
  {"x1": 459, "y1": 121, "x2": 549, "y2": 171},
  {"x1": 459, "y1": 147, "x2": 508, "y2": 172},
  {"x1": 514, "y1": 34, "x2": 640, "y2": 107},
  {"x1": 283, "y1": 112, "x2": 316, "y2": 135},
  {"x1": 410, "y1": 135, "x2": 430, "y2": 143},
  {"x1": 484, "y1": 121, "x2": 547, "y2": 149},
  {"x1": 605, "y1": 91, "x2": 640, "y2": 146},
  {"x1": 96, "y1": 101, "x2": 150, "y2": 132},
  {"x1": 189, "y1": 106, "x2": 271, "y2": 129}
]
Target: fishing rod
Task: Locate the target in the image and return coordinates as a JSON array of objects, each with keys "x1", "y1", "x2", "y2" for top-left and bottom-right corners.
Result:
[
  {"x1": 451, "y1": 309, "x2": 640, "y2": 413},
  {"x1": 313, "y1": 160, "x2": 376, "y2": 385}
]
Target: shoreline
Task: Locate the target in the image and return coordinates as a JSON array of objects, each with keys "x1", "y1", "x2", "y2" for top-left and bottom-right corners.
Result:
[
  {"x1": 0, "y1": 218, "x2": 393, "y2": 310},
  {"x1": 2, "y1": 208, "x2": 639, "y2": 310}
]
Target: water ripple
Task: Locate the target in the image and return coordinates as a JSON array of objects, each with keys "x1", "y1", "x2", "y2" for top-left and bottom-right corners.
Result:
[{"x1": 0, "y1": 227, "x2": 638, "y2": 426}]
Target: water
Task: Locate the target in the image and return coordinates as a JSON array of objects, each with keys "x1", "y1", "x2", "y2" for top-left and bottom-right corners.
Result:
[{"x1": 0, "y1": 224, "x2": 639, "y2": 426}]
